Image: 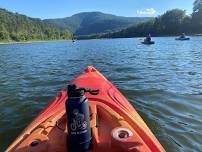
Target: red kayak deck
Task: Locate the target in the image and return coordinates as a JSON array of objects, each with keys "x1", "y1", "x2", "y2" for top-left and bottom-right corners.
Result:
[{"x1": 6, "y1": 66, "x2": 165, "y2": 152}]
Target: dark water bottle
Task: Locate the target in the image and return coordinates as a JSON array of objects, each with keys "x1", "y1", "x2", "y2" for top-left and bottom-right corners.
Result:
[{"x1": 66, "y1": 84, "x2": 99, "y2": 152}]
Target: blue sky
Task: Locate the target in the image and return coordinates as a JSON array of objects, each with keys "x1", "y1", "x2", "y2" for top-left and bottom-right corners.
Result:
[{"x1": 0, "y1": 0, "x2": 194, "y2": 19}]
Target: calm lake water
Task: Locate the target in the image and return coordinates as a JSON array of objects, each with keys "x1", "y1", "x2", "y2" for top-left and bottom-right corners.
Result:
[{"x1": 0, "y1": 37, "x2": 202, "y2": 152}]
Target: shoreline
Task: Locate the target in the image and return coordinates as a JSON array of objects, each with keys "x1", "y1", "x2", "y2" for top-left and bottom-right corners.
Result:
[
  {"x1": 1, "y1": 34, "x2": 202, "y2": 43},
  {"x1": 76, "y1": 34, "x2": 202, "y2": 40},
  {"x1": 0, "y1": 39, "x2": 71, "y2": 45}
]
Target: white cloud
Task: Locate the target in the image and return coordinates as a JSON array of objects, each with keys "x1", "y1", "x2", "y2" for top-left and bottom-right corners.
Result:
[{"x1": 137, "y1": 8, "x2": 157, "y2": 15}]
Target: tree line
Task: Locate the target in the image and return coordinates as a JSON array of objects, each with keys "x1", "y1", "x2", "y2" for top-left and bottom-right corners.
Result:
[
  {"x1": 77, "y1": 0, "x2": 202, "y2": 39},
  {"x1": 1, "y1": 0, "x2": 202, "y2": 41},
  {"x1": 0, "y1": 8, "x2": 72, "y2": 42}
]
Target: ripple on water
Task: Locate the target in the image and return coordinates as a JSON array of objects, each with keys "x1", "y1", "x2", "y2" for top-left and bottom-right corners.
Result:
[
  {"x1": 121, "y1": 87, "x2": 202, "y2": 152},
  {"x1": 1, "y1": 38, "x2": 202, "y2": 152}
]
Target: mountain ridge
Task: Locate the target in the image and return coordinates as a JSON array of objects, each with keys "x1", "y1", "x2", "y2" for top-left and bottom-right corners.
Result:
[
  {"x1": 0, "y1": 8, "x2": 152, "y2": 40},
  {"x1": 44, "y1": 12, "x2": 152, "y2": 36}
]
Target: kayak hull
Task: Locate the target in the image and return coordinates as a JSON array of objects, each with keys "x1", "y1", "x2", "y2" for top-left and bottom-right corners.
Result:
[
  {"x1": 175, "y1": 37, "x2": 190, "y2": 40},
  {"x1": 6, "y1": 66, "x2": 165, "y2": 152},
  {"x1": 141, "y1": 41, "x2": 155, "y2": 45}
]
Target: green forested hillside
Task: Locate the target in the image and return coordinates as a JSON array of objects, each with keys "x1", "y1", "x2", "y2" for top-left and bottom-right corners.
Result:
[
  {"x1": 192, "y1": 0, "x2": 202, "y2": 33},
  {"x1": 99, "y1": 9, "x2": 190, "y2": 38},
  {"x1": 98, "y1": 0, "x2": 202, "y2": 38},
  {"x1": 0, "y1": 8, "x2": 72, "y2": 42},
  {"x1": 44, "y1": 12, "x2": 151, "y2": 36},
  {"x1": 2, "y1": 4, "x2": 201, "y2": 41}
]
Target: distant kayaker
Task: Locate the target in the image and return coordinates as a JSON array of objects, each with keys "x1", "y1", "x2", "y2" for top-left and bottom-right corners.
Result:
[
  {"x1": 142, "y1": 34, "x2": 155, "y2": 44},
  {"x1": 145, "y1": 34, "x2": 151, "y2": 42},
  {"x1": 176, "y1": 33, "x2": 190, "y2": 41},
  {"x1": 180, "y1": 33, "x2": 186, "y2": 38}
]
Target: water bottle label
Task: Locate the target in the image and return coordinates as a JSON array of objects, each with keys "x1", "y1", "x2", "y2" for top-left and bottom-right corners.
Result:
[{"x1": 70, "y1": 109, "x2": 87, "y2": 134}]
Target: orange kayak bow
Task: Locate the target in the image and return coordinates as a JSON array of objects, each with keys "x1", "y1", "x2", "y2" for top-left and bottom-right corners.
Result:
[{"x1": 6, "y1": 66, "x2": 165, "y2": 152}]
